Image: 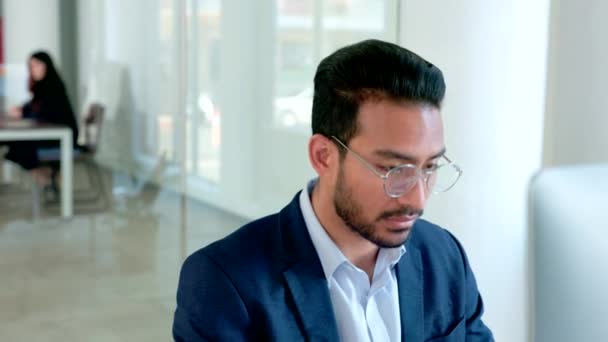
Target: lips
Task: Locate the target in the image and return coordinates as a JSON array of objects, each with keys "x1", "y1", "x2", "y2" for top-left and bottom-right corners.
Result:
[{"x1": 383, "y1": 214, "x2": 418, "y2": 229}]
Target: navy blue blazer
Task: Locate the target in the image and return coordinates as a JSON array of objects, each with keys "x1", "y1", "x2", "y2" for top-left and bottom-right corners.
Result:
[{"x1": 173, "y1": 193, "x2": 494, "y2": 341}]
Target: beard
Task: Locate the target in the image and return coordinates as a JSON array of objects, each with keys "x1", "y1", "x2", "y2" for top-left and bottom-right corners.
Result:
[{"x1": 333, "y1": 164, "x2": 423, "y2": 248}]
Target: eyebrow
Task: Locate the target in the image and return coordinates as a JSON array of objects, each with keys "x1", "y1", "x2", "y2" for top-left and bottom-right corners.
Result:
[{"x1": 373, "y1": 147, "x2": 447, "y2": 163}]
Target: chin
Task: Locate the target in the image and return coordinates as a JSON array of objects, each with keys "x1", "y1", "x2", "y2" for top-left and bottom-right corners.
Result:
[{"x1": 374, "y1": 230, "x2": 411, "y2": 248}]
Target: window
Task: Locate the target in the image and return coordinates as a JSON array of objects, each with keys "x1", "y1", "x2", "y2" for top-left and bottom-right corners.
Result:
[{"x1": 274, "y1": 0, "x2": 397, "y2": 129}]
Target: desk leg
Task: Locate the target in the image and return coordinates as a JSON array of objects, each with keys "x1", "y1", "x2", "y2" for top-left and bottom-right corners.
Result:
[
  {"x1": 2, "y1": 158, "x2": 13, "y2": 183},
  {"x1": 60, "y1": 133, "x2": 73, "y2": 218}
]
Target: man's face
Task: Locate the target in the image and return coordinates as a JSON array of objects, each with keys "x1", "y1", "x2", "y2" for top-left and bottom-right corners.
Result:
[{"x1": 332, "y1": 99, "x2": 445, "y2": 248}]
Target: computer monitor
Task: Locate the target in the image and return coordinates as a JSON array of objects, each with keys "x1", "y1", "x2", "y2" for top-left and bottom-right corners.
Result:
[{"x1": 530, "y1": 164, "x2": 608, "y2": 341}]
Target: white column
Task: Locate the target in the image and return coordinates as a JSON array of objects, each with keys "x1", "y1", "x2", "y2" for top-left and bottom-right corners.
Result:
[
  {"x1": 2, "y1": 0, "x2": 60, "y2": 107},
  {"x1": 214, "y1": 0, "x2": 257, "y2": 214},
  {"x1": 399, "y1": 1, "x2": 550, "y2": 341},
  {"x1": 543, "y1": 0, "x2": 608, "y2": 166}
]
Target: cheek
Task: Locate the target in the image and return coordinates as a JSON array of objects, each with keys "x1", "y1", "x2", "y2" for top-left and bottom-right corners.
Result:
[
  {"x1": 352, "y1": 169, "x2": 383, "y2": 196},
  {"x1": 348, "y1": 171, "x2": 389, "y2": 211},
  {"x1": 35, "y1": 66, "x2": 46, "y2": 78}
]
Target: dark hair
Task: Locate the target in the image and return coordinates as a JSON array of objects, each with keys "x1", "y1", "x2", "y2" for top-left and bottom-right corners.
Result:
[
  {"x1": 29, "y1": 51, "x2": 65, "y2": 98},
  {"x1": 312, "y1": 39, "x2": 446, "y2": 146}
]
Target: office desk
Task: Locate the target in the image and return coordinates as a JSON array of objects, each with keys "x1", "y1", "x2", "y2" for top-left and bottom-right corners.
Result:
[{"x1": 0, "y1": 119, "x2": 73, "y2": 218}]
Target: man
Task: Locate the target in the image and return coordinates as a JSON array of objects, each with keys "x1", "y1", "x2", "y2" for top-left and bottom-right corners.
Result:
[{"x1": 173, "y1": 39, "x2": 494, "y2": 341}]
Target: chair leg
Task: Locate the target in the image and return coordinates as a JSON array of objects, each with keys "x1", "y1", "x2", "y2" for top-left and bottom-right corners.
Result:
[
  {"x1": 72, "y1": 160, "x2": 104, "y2": 203},
  {"x1": 85, "y1": 160, "x2": 109, "y2": 209},
  {"x1": 50, "y1": 168, "x2": 60, "y2": 197},
  {"x1": 44, "y1": 160, "x2": 108, "y2": 210},
  {"x1": 85, "y1": 160, "x2": 102, "y2": 201}
]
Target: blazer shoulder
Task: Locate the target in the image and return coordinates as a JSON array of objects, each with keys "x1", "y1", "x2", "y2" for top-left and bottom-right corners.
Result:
[
  {"x1": 409, "y1": 219, "x2": 470, "y2": 270},
  {"x1": 410, "y1": 219, "x2": 460, "y2": 249},
  {"x1": 188, "y1": 213, "x2": 281, "y2": 275}
]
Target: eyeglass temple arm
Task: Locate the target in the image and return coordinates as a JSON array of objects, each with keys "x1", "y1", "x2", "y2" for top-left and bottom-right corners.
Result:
[{"x1": 330, "y1": 136, "x2": 386, "y2": 179}]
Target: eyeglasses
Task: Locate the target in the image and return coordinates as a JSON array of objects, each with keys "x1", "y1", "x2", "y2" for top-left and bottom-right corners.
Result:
[{"x1": 331, "y1": 136, "x2": 462, "y2": 198}]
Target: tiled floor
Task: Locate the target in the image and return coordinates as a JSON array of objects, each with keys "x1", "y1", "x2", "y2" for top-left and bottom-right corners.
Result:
[{"x1": 0, "y1": 166, "x2": 247, "y2": 341}]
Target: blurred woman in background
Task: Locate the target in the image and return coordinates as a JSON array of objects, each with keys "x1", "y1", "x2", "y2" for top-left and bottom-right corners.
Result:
[{"x1": 5, "y1": 50, "x2": 78, "y2": 185}]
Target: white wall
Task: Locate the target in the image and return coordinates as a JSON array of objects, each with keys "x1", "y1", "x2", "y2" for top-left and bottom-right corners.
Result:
[
  {"x1": 399, "y1": 1, "x2": 550, "y2": 341},
  {"x1": 2, "y1": 0, "x2": 60, "y2": 107},
  {"x1": 543, "y1": 0, "x2": 608, "y2": 166}
]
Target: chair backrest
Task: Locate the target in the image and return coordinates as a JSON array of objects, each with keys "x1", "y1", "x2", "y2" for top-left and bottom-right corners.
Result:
[
  {"x1": 35, "y1": 103, "x2": 105, "y2": 164},
  {"x1": 82, "y1": 103, "x2": 104, "y2": 153}
]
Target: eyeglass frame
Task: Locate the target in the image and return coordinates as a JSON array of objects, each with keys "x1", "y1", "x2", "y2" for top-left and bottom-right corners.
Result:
[{"x1": 330, "y1": 136, "x2": 463, "y2": 198}]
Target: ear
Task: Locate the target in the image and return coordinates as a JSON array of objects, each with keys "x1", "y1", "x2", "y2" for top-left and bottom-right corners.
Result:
[{"x1": 308, "y1": 134, "x2": 337, "y2": 177}]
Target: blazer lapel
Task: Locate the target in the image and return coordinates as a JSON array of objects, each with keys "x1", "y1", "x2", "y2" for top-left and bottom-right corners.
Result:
[
  {"x1": 396, "y1": 246, "x2": 424, "y2": 341},
  {"x1": 278, "y1": 192, "x2": 340, "y2": 341},
  {"x1": 283, "y1": 263, "x2": 339, "y2": 341}
]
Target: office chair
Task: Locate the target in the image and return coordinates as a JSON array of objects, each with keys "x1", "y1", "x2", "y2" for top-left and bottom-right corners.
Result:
[{"x1": 37, "y1": 103, "x2": 106, "y2": 207}]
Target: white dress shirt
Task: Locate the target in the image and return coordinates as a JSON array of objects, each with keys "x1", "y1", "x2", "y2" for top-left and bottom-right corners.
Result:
[{"x1": 299, "y1": 180, "x2": 406, "y2": 342}]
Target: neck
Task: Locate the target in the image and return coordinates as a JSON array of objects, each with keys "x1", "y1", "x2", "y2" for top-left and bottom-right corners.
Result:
[{"x1": 310, "y1": 182, "x2": 379, "y2": 279}]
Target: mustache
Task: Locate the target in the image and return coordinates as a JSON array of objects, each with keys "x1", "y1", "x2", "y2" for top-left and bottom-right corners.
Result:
[{"x1": 378, "y1": 207, "x2": 424, "y2": 220}]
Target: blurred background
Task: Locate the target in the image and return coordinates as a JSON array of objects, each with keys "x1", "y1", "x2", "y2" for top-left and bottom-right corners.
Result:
[{"x1": 0, "y1": 0, "x2": 606, "y2": 341}]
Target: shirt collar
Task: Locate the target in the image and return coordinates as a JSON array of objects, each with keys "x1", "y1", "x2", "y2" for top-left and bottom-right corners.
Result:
[
  {"x1": 299, "y1": 179, "x2": 406, "y2": 280},
  {"x1": 300, "y1": 179, "x2": 347, "y2": 280}
]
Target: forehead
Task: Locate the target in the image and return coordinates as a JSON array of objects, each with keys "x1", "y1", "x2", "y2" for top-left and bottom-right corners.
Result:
[
  {"x1": 352, "y1": 99, "x2": 445, "y2": 159},
  {"x1": 30, "y1": 59, "x2": 45, "y2": 67}
]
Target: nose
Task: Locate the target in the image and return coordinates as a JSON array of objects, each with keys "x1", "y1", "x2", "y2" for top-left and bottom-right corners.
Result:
[{"x1": 396, "y1": 177, "x2": 427, "y2": 210}]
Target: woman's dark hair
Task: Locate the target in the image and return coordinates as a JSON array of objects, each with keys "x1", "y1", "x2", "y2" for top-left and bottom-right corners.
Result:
[
  {"x1": 29, "y1": 51, "x2": 66, "y2": 100},
  {"x1": 312, "y1": 39, "x2": 446, "y2": 146}
]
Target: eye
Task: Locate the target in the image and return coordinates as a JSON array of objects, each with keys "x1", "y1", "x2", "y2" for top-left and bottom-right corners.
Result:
[
  {"x1": 424, "y1": 162, "x2": 439, "y2": 172},
  {"x1": 376, "y1": 164, "x2": 395, "y2": 172}
]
